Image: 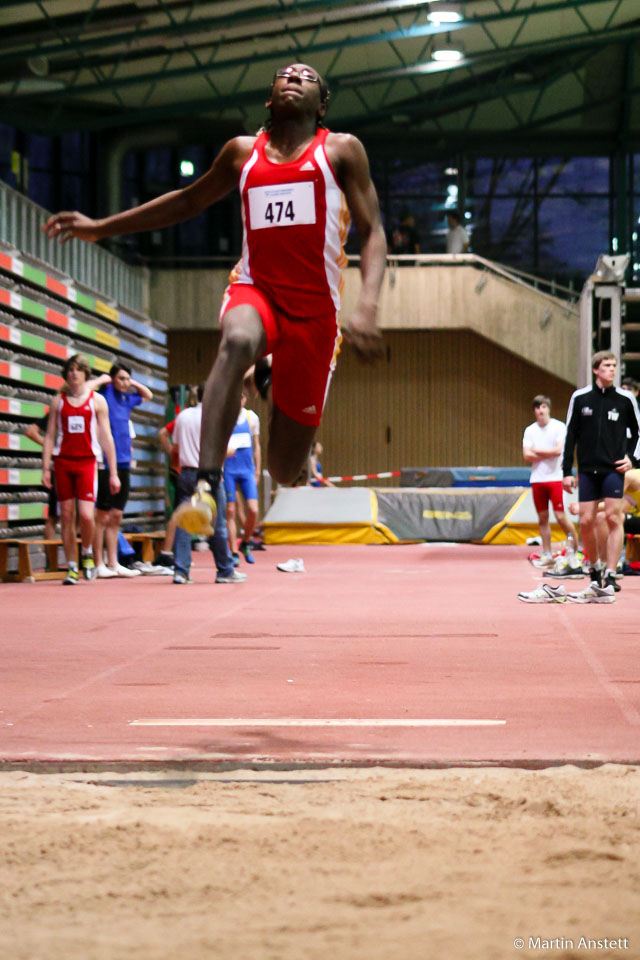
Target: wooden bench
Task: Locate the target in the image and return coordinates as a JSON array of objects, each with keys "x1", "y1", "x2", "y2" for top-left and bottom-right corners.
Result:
[
  {"x1": 123, "y1": 530, "x2": 166, "y2": 563},
  {"x1": 0, "y1": 539, "x2": 67, "y2": 583},
  {"x1": 626, "y1": 533, "x2": 640, "y2": 563}
]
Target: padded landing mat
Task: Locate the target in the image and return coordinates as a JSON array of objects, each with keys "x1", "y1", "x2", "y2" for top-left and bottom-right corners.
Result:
[{"x1": 375, "y1": 487, "x2": 526, "y2": 542}]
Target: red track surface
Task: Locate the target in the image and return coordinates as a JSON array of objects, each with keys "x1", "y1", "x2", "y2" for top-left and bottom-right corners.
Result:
[{"x1": 1, "y1": 543, "x2": 639, "y2": 767}]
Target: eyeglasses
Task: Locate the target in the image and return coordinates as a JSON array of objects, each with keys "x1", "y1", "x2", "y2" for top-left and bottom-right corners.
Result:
[{"x1": 275, "y1": 67, "x2": 320, "y2": 83}]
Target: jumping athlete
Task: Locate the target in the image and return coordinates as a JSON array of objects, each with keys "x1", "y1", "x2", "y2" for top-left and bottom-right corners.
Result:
[
  {"x1": 42, "y1": 354, "x2": 121, "y2": 585},
  {"x1": 42, "y1": 62, "x2": 387, "y2": 532}
]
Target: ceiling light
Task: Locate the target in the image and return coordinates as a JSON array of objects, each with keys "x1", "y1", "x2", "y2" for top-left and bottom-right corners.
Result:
[
  {"x1": 431, "y1": 46, "x2": 463, "y2": 62},
  {"x1": 431, "y1": 32, "x2": 464, "y2": 62},
  {"x1": 427, "y1": 3, "x2": 463, "y2": 25}
]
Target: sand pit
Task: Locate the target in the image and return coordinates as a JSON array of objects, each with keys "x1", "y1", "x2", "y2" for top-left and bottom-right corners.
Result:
[{"x1": 1, "y1": 764, "x2": 638, "y2": 960}]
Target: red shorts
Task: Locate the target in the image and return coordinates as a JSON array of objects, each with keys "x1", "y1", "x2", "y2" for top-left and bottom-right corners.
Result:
[
  {"x1": 220, "y1": 283, "x2": 341, "y2": 427},
  {"x1": 54, "y1": 456, "x2": 97, "y2": 503},
  {"x1": 532, "y1": 480, "x2": 565, "y2": 514}
]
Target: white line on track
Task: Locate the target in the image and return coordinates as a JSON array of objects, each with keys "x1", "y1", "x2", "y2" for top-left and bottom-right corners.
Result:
[{"x1": 130, "y1": 719, "x2": 506, "y2": 727}]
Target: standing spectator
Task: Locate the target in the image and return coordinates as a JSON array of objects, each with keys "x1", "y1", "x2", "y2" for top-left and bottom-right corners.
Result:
[
  {"x1": 41, "y1": 354, "x2": 120, "y2": 585},
  {"x1": 309, "y1": 440, "x2": 334, "y2": 487},
  {"x1": 224, "y1": 391, "x2": 261, "y2": 565},
  {"x1": 446, "y1": 210, "x2": 469, "y2": 253},
  {"x1": 156, "y1": 387, "x2": 198, "y2": 569},
  {"x1": 560, "y1": 351, "x2": 640, "y2": 602},
  {"x1": 172, "y1": 384, "x2": 246, "y2": 585},
  {"x1": 389, "y1": 211, "x2": 420, "y2": 258},
  {"x1": 523, "y1": 395, "x2": 578, "y2": 568},
  {"x1": 90, "y1": 362, "x2": 153, "y2": 578},
  {"x1": 25, "y1": 410, "x2": 59, "y2": 541}
]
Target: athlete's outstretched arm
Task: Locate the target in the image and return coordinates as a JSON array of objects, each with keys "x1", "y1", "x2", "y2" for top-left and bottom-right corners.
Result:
[
  {"x1": 42, "y1": 137, "x2": 254, "y2": 244},
  {"x1": 330, "y1": 134, "x2": 386, "y2": 362}
]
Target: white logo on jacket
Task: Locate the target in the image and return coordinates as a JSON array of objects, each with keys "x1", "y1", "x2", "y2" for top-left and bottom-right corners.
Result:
[
  {"x1": 582, "y1": 406, "x2": 593, "y2": 416},
  {"x1": 608, "y1": 409, "x2": 620, "y2": 421}
]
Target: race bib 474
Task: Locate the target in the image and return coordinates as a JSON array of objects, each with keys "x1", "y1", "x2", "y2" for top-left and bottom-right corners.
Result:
[{"x1": 248, "y1": 182, "x2": 316, "y2": 230}]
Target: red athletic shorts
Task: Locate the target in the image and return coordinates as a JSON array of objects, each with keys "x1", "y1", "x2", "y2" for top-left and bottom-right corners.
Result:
[
  {"x1": 532, "y1": 480, "x2": 565, "y2": 514},
  {"x1": 54, "y1": 456, "x2": 97, "y2": 503},
  {"x1": 220, "y1": 283, "x2": 341, "y2": 427}
]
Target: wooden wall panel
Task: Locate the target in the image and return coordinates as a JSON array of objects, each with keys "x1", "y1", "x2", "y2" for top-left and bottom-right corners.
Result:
[
  {"x1": 167, "y1": 330, "x2": 220, "y2": 385},
  {"x1": 166, "y1": 328, "x2": 574, "y2": 487},
  {"x1": 315, "y1": 330, "x2": 574, "y2": 484}
]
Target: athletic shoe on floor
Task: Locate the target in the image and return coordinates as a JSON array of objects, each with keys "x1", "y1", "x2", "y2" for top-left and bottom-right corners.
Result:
[
  {"x1": 604, "y1": 570, "x2": 621, "y2": 593},
  {"x1": 96, "y1": 564, "x2": 118, "y2": 579},
  {"x1": 132, "y1": 561, "x2": 174, "y2": 576},
  {"x1": 174, "y1": 479, "x2": 217, "y2": 535},
  {"x1": 215, "y1": 570, "x2": 247, "y2": 583},
  {"x1": 173, "y1": 572, "x2": 193, "y2": 584},
  {"x1": 517, "y1": 583, "x2": 566, "y2": 603},
  {"x1": 232, "y1": 552, "x2": 240, "y2": 568},
  {"x1": 566, "y1": 583, "x2": 615, "y2": 603},
  {"x1": 531, "y1": 552, "x2": 554, "y2": 569},
  {"x1": 215, "y1": 570, "x2": 248, "y2": 584},
  {"x1": 543, "y1": 556, "x2": 584, "y2": 579},
  {"x1": 277, "y1": 558, "x2": 305, "y2": 573},
  {"x1": 156, "y1": 551, "x2": 174, "y2": 568},
  {"x1": 114, "y1": 562, "x2": 142, "y2": 578},
  {"x1": 63, "y1": 567, "x2": 79, "y2": 585},
  {"x1": 239, "y1": 540, "x2": 255, "y2": 564},
  {"x1": 82, "y1": 554, "x2": 96, "y2": 580}
]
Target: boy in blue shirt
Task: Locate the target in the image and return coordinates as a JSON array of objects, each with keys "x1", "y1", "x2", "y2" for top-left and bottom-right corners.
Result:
[{"x1": 91, "y1": 362, "x2": 153, "y2": 577}]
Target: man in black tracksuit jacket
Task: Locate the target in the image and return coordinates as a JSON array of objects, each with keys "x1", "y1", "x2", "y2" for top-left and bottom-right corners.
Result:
[{"x1": 561, "y1": 351, "x2": 640, "y2": 598}]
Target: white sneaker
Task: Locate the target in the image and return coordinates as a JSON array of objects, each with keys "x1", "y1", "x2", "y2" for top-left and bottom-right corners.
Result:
[
  {"x1": 114, "y1": 563, "x2": 142, "y2": 578},
  {"x1": 567, "y1": 582, "x2": 615, "y2": 604},
  {"x1": 276, "y1": 558, "x2": 305, "y2": 573},
  {"x1": 517, "y1": 583, "x2": 566, "y2": 603},
  {"x1": 530, "y1": 553, "x2": 554, "y2": 569},
  {"x1": 96, "y1": 564, "x2": 118, "y2": 579},
  {"x1": 215, "y1": 570, "x2": 248, "y2": 584}
]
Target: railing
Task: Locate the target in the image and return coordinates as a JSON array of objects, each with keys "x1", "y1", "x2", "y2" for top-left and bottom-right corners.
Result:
[
  {"x1": 0, "y1": 180, "x2": 148, "y2": 314},
  {"x1": 350, "y1": 252, "x2": 580, "y2": 310}
]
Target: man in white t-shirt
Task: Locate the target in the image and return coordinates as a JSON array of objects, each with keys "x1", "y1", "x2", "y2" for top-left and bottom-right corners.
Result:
[
  {"x1": 172, "y1": 385, "x2": 247, "y2": 585},
  {"x1": 445, "y1": 210, "x2": 469, "y2": 254},
  {"x1": 523, "y1": 395, "x2": 578, "y2": 567}
]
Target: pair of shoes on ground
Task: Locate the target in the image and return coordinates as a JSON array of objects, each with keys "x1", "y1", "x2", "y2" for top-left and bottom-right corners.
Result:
[
  {"x1": 517, "y1": 582, "x2": 615, "y2": 604},
  {"x1": 173, "y1": 570, "x2": 248, "y2": 584},
  {"x1": 542, "y1": 555, "x2": 585, "y2": 579},
  {"x1": 96, "y1": 562, "x2": 142, "y2": 579},
  {"x1": 63, "y1": 556, "x2": 96, "y2": 584},
  {"x1": 277, "y1": 558, "x2": 305, "y2": 573},
  {"x1": 132, "y1": 560, "x2": 174, "y2": 576}
]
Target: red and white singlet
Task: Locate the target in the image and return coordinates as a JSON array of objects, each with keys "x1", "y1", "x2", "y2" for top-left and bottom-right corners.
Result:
[
  {"x1": 53, "y1": 391, "x2": 101, "y2": 459},
  {"x1": 231, "y1": 127, "x2": 351, "y2": 318}
]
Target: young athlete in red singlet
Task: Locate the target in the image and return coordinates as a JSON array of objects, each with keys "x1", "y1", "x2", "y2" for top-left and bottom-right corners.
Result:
[
  {"x1": 43, "y1": 63, "x2": 387, "y2": 536},
  {"x1": 42, "y1": 354, "x2": 121, "y2": 585}
]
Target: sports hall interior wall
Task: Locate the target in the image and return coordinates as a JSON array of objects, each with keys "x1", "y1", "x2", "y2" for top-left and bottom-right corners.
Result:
[{"x1": 167, "y1": 327, "x2": 574, "y2": 486}]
